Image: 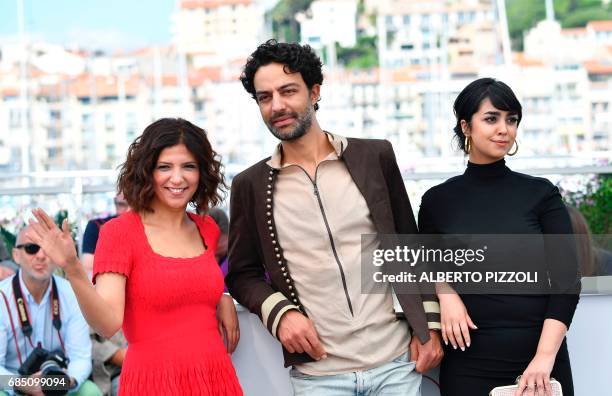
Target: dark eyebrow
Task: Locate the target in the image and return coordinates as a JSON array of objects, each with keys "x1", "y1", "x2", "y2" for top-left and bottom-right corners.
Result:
[
  {"x1": 483, "y1": 111, "x2": 501, "y2": 116},
  {"x1": 256, "y1": 83, "x2": 300, "y2": 96},
  {"x1": 279, "y1": 83, "x2": 299, "y2": 90},
  {"x1": 157, "y1": 161, "x2": 197, "y2": 165}
]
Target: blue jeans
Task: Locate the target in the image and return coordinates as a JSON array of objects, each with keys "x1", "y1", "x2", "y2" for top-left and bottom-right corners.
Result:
[{"x1": 289, "y1": 353, "x2": 421, "y2": 396}]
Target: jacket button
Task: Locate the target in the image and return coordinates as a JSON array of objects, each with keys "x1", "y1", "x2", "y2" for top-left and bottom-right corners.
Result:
[
  {"x1": 281, "y1": 267, "x2": 286, "y2": 271},
  {"x1": 266, "y1": 204, "x2": 271, "y2": 209},
  {"x1": 268, "y1": 176, "x2": 272, "y2": 181},
  {"x1": 288, "y1": 285, "x2": 293, "y2": 290},
  {"x1": 291, "y1": 292, "x2": 295, "y2": 297},
  {"x1": 272, "y1": 240, "x2": 277, "y2": 244},
  {"x1": 266, "y1": 212, "x2": 271, "y2": 216},
  {"x1": 267, "y1": 184, "x2": 272, "y2": 189},
  {"x1": 267, "y1": 190, "x2": 271, "y2": 195},
  {"x1": 286, "y1": 279, "x2": 290, "y2": 284},
  {"x1": 275, "y1": 247, "x2": 279, "y2": 252},
  {"x1": 278, "y1": 260, "x2": 282, "y2": 265},
  {"x1": 282, "y1": 272, "x2": 287, "y2": 276},
  {"x1": 266, "y1": 198, "x2": 271, "y2": 203},
  {"x1": 292, "y1": 299, "x2": 298, "y2": 303},
  {"x1": 267, "y1": 220, "x2": 271, "y2": 224},
  {"x1": 276, "y1": 253, "x2": 280, "y2": 258},
  {"x1": 270, "y1": 233, "x2": 275, "y2": 238},
  {"x1": 268, "y1": 226, "x2": 273, "y2": 231},
  {"x1": 269, "y1": 170, "x2": 274, "y2": 175}
]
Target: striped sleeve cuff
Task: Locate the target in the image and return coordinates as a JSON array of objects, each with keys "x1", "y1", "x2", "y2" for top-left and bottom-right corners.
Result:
[
  {"x1": 423, "y1": 301, "x2": 441, "y2": 330},
  {"x1": 261, "y1": 292, "x2": 300, "y2": 338}
]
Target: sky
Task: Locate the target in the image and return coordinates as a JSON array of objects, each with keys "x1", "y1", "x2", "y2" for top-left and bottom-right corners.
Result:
[
  {"x1": 0, "y1": 0, "x2": 180, "y2": 51},
  {"x1": 0, "y1": 1, "x2": 281, "y2": 51}
]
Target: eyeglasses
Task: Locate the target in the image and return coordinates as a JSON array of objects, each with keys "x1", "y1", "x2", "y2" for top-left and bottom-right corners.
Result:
[{"x1": 15, "y1": 243, "x2": 41, "y2": 255}]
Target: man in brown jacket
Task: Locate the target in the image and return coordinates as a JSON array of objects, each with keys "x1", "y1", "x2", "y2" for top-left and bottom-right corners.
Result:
[{"x1": 227, "y1": 40, "x2": 442, "y2": 395}]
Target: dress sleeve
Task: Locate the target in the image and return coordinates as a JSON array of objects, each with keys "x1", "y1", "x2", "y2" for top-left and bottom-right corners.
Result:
[
  {"x1": 92, "y1": 219, "x2": 133, "y2": 284},
  {"x1": 538, "y1": 184, "x2": 581, "y2": 329}
]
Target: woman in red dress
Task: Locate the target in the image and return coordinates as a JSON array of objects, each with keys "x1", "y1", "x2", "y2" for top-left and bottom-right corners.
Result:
[{"x1": 27, "y1": 118, "x2": 243, "y2": 395}]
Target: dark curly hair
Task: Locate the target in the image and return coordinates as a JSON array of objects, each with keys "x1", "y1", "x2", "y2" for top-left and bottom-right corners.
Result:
[
  {"x1": 117, "y1": 118, "x2": 226, "y2": 213},
  {"x1": 453, "y1": 78, "x2": 522, "y2": 152},
  {"x1": 240, "y1": 39, "x2": 324, "y2": 110}
]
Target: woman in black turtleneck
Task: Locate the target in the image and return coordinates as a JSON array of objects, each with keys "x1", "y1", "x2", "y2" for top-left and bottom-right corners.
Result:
[{"x1": 418, "y1": 78, "x2": 580, "y2": 396}]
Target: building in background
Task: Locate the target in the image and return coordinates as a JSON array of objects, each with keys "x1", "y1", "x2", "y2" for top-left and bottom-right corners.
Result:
[
  {"x1": 296, "y1": 0, "x2": 358, "y2": 51},
  {"x1": 0, "y1": 0, "x2": 610, "y2": 179},
  {"x1": 171, "y1": 0, "x2": 266, "y2": 68}
]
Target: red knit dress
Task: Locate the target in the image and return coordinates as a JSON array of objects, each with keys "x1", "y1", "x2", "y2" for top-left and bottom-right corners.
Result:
[{"x1": 92, "y1": 211, "x2": 243, "y2": 395}]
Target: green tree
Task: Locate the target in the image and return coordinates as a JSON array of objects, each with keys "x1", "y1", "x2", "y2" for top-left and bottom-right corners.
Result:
[
  {"x1": 505, "y1": 0, "x2": 612, "y2": 50},
  {"x1": 270, "y1": 0, "x2": 313, "y2": 42},
  {"x1": 563, "y1": 175, "x2": 612, "y2": 235},
  {"x1": 562, "y1": 6, "x2": 612, "y2": 27},
  {"x1": 336, "y1": 36, "x2": 379, "y2": 69}
]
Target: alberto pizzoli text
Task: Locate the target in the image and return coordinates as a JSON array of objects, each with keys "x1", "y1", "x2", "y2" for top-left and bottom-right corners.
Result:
[{"x1": 373, "y1": 271, "x2": 539, "y2": 284}]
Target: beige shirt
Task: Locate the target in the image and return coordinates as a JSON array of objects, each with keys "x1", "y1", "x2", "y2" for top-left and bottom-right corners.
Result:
[{"x1": 268, "y1": 133, "x2": 410, "y2": 376}]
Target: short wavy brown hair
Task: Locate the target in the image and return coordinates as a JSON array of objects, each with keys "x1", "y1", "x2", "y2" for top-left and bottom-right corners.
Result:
[{"x1": 117, "y1": 118, "x2": 226, "y2": 213}]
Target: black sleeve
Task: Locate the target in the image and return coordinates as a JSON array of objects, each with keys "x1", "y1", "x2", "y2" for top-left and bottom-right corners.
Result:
[
  {"x1": 417, "y1": 190, "x2": 438, "y2": 234},
  {"x1": 538, "y1": 184, "x2": 581, "y2": 329},
  {"x1": 81, "y1": 220, "x2": 100, "y2": 254}
]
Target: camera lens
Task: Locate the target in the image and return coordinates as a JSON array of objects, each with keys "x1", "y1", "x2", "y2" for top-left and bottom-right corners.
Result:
[{"x1": 40, "y1": 360, "x2": 70, "y2": 396}]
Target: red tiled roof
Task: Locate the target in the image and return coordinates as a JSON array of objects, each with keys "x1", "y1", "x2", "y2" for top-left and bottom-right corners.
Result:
[
  {"x1": 1, "y1": 87, "x2": 18, "y2": 97},
  {"x1": 584, "y1": 60, "x2": 612, "y2": 74},
  {"x1": 189, "y1": 67, "x2": 223, "y2": 85},
  {"x1": 513, "y1": 52, "x2": 544, "y2": 67},
  {"x1": 588, "y1": 21, "x2": 612, "y2": 31},
  {"x1": 68, "y1": 74, "x2": 140, "y2": 97},
  {"x1": 561, "y1": 28, "x2": 587, "y2": 36}
]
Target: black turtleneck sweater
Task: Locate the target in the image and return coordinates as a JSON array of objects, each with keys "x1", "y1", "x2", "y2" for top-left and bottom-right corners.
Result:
[{"x1": 418, "y1": 158, "x2": 580, "y2": 329}]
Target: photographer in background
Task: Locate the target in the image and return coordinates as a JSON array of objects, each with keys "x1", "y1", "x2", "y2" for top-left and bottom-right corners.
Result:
[
  {"x1": 0, "y1": 239, "x2": 17, "y2": 281},
  {"x1": 0, "y1": 225, "x2": 100, "y2": 396}
]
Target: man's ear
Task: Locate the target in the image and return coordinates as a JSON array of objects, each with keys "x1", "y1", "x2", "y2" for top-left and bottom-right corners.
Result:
[{"x1": 310, "y1": 84, "x2": 321, "y2": 105}]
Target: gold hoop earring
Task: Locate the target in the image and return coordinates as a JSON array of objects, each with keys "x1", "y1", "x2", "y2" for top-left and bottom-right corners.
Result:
[
  {"x1": 464, "y1": 136, "x2": 471, "y2": 154},
  {"x1": 508, "y1": 140, "x2": 519, "y2": 156}
]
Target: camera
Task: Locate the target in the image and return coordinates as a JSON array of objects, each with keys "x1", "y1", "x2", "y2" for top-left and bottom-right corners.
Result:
[{"x1": 18, "y1": 346, "x2": 70, "y2": 396}]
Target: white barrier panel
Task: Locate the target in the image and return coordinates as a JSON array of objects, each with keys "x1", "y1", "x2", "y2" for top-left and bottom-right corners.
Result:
[{"x1": 232, "y1": 288, "x2": 612, "y2": 396}]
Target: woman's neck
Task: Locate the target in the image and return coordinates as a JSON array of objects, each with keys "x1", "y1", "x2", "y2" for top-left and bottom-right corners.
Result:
[{"x1": 141, "y1": 203, "x2": 188, "y2": 229}]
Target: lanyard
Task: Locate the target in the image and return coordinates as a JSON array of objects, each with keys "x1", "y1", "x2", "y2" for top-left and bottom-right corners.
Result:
[{"x1": 10, "y1": 271, "x2": 65, "y2": 363}]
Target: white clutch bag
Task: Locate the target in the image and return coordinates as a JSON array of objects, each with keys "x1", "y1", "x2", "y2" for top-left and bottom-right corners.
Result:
[{"x1": 490, "y1": 378, "x2": 563, "y2": 396}]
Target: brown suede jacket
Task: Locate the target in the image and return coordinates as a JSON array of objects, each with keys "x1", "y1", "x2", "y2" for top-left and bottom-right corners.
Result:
[{"x1": 226, "y1": 137, "x2": 440, "y2": 367}]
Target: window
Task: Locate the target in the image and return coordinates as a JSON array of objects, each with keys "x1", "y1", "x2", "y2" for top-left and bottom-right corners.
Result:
[
  {"x1": 421, "y1": 14, "x2": 430, "y2": 26},
  {"x1": 9, "y1": 109, "x2": 21, "y2": 128},
  {"x1": 105, "y1": 113, "x2": 114, "y2": 130},
  {"x1": 47, "y1": 128, "x2": 60, "y2": 140},
  {"x1": 47, "y1": 148, "x2": 59, "y2": 158},
  {"x1": 106, "y1": 144, "x2": 115, "y2": 157}
]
